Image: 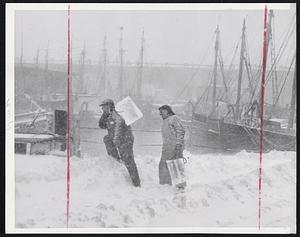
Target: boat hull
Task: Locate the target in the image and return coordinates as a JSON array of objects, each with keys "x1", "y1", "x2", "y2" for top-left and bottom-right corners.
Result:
[
  {"x1": 188, "y1": 113, "x2": 223, "y2": 151},
  {"x1": 189, "y1": 113, "x2": 296, "y2": 153},
  {"x1": 219, "y1": 120, "x2": 296, "y2": 152}
]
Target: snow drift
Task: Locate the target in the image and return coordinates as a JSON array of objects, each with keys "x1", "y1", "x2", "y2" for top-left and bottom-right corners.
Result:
[{"x1": 15, "y1": 150, "x2": 296, "y2": 231}]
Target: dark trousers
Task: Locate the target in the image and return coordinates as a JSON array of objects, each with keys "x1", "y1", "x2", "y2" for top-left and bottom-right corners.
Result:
[
  {"x1": 103, "y1": 135, "x2": 141, "y2": 187},
  {"x1": 159, "y1": 159, "x2": 172, "y2": 185}
]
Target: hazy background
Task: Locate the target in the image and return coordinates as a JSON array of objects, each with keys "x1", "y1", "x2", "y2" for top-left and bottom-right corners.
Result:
[{"x1": 14, "y1": 5, "x2": 296, "y2": 68}]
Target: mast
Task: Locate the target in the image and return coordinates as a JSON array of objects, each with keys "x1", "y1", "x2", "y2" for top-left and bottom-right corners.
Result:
[
  {"x1": 118, "y1": 26, "x2": 125, "y2": 98},
  {"x1": 136, "y1": 28, "x2": 145, "y2": 99},
  {"x1": 211, "y1": 25, "x2": 220, "y2": 115},
  {"x1": 35, "y1": 46, "x2": 40, "y2": 69},
  {"x1": 20, "y1": 22, "x2": 23, "y2": 66},
  {"x1": 288, "y1": 68, "x2": 296, "y2": 130},
  {"x1": 79, "y1": 43, "x2": 86, "y2": 94},
  {"x1": 265, "y1": 10, "x2": 274, "y2": 66},
  {"x1": 268, "y1": 10, "x2": 279, "y2": 106},
  {"x1": 244, "y1": 58, "x2": 254, "y2": 96},
  {"x1": 218, "y1": 52, "x2": 229, "y2": 101},
  {"x1": 101, "y1": 34, "x2": 107, "y2": 96},
  {"x1": 20, "y1": 21, "x2": 24, "y2": 93},
  {"x1": 45, "y1": 40, "x2": 49, "y2": 71},
  {"x1": 260, "y1": 10, "x2": 274, "y2": 111},
  {"x1": 44, "y1": 40, "x2": 49, "y2": 97},
  {"x1": 235, "y1": 19, "x2": 246, "y2": 121},
  {"x1": 35, "y1": 46, "x2": 40, "y2": 97}
]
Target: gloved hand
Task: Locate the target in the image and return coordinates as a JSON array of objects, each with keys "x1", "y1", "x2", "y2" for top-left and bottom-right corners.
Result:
[
  {"x1": 113, "y1": 138, "x2": 121, "y2": 147},
  {"x1": 175, "y1": 144, "x2": 183, "y2": 159},
  {"x1": 98, "y1": 112, "x2": 110, "y2": 129}
]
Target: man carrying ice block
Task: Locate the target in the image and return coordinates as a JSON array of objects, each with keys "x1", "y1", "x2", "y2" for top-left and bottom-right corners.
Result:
[{"x1": 98, "y1": 98, "x2": 141, "y2": 187}]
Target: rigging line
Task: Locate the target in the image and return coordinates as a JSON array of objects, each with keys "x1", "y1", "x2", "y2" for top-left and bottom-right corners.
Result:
[
  {"x1": 205, "y1": 76, "x2": 214, "y2": 104},
  {"x1": 267, "y1": 19, "x2": 295, "y2": 75},
  {"x1": 256, "y1": 13, "x2": 295, "y2": 82},
  {"x1": 247, "y1": 55, "x2": 256, "y2": 90},
  {"x1": 250, "y1": 22, "x2": 295, "y2": 102},
  {"x1": 195, "y1": 71, "x2": 214, "y2": 107},
  {"x1": 170, "y1": 32, "x2": 216, "y2": 104},
  {"x1": 218, "y1": 52, "x2": 228, "y2": 92},
  {"x1": 253, "y1": 15, "x2": 295, "y2": 85},
  {"x1": 244, "y1": 61, "x2": 254, "y2": 98},
  {"x1": 216, "y1": 51, "x2": 230, "y2": 103},
  {"x1": 194, "y1": 68, "x2": 215, "y2": 107},
  {"x1": 271, "y1": 15, "x2": 278, "y2": 93},
  {"x1": 245, "y1": 31, "x2": 255, "y2": 82},
  {"x1": 245, "y1": 61, "x2": 254, "y2": 97},
  {"x1": 217, "y1": 34, "x2": 242, "y2": 103},
  {"x1": 171, "y1": 53, "x2": 213, "y2": 104},
  {"x1": 227, "y1": 35, "x2": 242, "y2": 78},
  {"x1": 225, "y1": 38, "x2": 242, "y2": 89},
  {"x1": 264, "y1": 22, "x2": 295, "y2": 86},
  {"x1": 243, "y1": 34, "x2": 256, "y2": 99},
  {"x1": 276, "y1": 12, "x2": 296, "y2": 50},
  {"x1": 249, "y1": 61, "x2": 262, "y2": 102},
  {"x1": 269, "y1": 52, "x2": 295, "y2": 116},
  {"x1": 224, "y1": 27, "x2": 242, "y2": 64}
]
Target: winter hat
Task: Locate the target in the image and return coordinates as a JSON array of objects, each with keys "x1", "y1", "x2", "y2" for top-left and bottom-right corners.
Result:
[
  {"x1": 100, "y1": 99, "x2": 115, "y2": 109},
  {"x1": 158, "y1": 105, "x2": 175, "y2": 115}
]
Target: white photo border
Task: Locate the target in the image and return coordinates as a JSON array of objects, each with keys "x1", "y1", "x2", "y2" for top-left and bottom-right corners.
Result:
[{"x1": 5, "y1": 3, "x2": 293, "y2": 234}]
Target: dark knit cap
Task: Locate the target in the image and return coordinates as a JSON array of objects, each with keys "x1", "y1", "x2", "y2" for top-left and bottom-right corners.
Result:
[
  {"x1": 100, "y1": 99, "x2": 115, "y2": 108},
  {"x1": 158, "y1": 105, "x2": 175, "y2": 115}
]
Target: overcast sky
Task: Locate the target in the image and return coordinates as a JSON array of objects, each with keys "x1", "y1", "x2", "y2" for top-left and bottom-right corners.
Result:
[{"x1": 14, "y1": 4, "x2": 296, "y2": 67}]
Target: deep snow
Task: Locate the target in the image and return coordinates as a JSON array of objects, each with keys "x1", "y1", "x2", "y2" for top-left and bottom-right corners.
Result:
[{"x1": 15, "y1": 149, "x2": 296, "y2": 231}]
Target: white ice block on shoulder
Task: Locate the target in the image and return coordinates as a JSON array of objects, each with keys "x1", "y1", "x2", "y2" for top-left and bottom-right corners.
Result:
[{"x1": 115, "y1": 96, "x2": 143, "y2": 125}]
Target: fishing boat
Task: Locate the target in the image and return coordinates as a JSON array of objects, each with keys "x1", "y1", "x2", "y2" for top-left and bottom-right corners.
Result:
[
  {"x1": 218, "y1": 9, "x2": 296, "y2": 152},
  {"x1": 189, "y1": 10, "x2": 296, "y2": 153},
  {"x1": 187, "y1": 24, "x2": 227, "y2": 151}
]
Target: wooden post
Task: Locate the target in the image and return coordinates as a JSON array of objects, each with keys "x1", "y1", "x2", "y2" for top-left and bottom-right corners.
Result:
[
  {"x1": 26, "y1": 143, "x2": 31, "y2": 155},
  {"x1": 71, "y1": 114, "x2": 81, "y2": 158}
]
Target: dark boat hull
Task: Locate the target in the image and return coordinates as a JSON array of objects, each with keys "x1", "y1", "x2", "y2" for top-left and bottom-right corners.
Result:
[
  {"x1": 188, "y1": 113, "x2": 223, "y2": 151},
  {"x1": 219, "y1": 120, "x2": 296, "y2": 152},
  {"x1": 189, "y1": 113, "x2": 296, "y2": 153}
]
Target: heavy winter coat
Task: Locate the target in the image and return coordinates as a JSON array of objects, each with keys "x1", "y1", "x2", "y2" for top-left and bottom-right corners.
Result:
[
  {"x1": 99, "y1": 110, "x2": 140, "y2": 187},
  {"x1": 99, "y1": 110, "x2": 134, "y2": 145},
  {"x1": 159, "y1": 115, "x2": 185, "y2": 185}
]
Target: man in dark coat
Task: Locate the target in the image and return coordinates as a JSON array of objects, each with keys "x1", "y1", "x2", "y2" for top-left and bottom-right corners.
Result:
[
  {"x1": 158, "y1": 105, "x2": 185, "y2": 186},
  {"x1": 98, "y1": 99, "x2": 141, "y2": 187}
]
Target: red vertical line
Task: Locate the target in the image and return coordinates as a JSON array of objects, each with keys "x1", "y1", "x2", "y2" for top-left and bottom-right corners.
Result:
[
  {"x1": 258, "y1": 4, "x2": 268, "y2": 230},
  {"x1": 66, "y1": 4, "x2": 71, "y2": 228}
]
